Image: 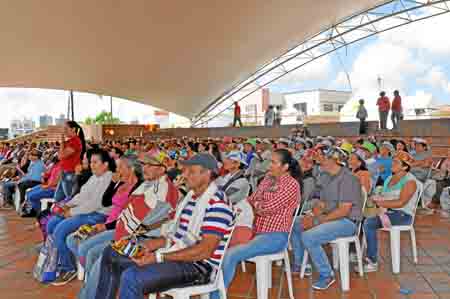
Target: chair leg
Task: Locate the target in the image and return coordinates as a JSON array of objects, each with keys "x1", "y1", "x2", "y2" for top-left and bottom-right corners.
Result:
[
  {"x1": 354, "y1": 239, "x2": 364, "y2": 277},
  {"x1": 241, "y1": 261, "x2": 246, "y2": 273},
  {"x1": 218, "y1": 274, "x2": 228, "y2": 299},
  {"x1": 390, "y1": 230, "x2": 401, "y2": 274},
  {"x1": 283, "y1": 251, "x2": 295, "y2": 299},
  {"x1": 300, "y1": 250, "x2": 309, "y2": 279},
  {"x1": 255, "y1": 259, "x2": 270, "y2": 299},
  {"x1": 337, "y1": 242, "x2": 350, "y2": 291},
  {"x1": 77, "y1": 261, "x2": 85, "y2": 281},
  {"x1": 410, "y1": 228, "x2": 418, "y2": 264},
  {"x1": 267, "y1": 261, "x2": 272, "y2": 289},
  {"x1": 332, "y1": 244, "x2": 339, "y2": 270}
]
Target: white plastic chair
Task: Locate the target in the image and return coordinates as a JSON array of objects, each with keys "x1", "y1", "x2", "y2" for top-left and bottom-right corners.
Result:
[
  {"x1": 14, "y1": 187, "x2": 21, "y2": 213},
  {"x1": 241, "y1": 204, "x2": 301, "y2": 299},
  {"x1": 149, "y1": 223, "x2": 236, "y2": 299},
  {"x1": 300, "y1": 188, "x2": 368, "y2": 292},
  {"x1": 40, "y1": 197, "x2": 56, "y2": 211},
  {"x1": 378, "y1": 180, "x2": 423, "y2": 274},
  {"x1": 77, "y1": 261, "x2": 85, "y2": 281}
]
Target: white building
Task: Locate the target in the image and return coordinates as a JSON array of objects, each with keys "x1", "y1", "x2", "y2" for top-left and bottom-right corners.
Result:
[
  {"x1": 9, "y1": 118, "x2": 36, "y2": 137},
  {"x1": 205, "y1": 88, "x2": 285, "y2": 127},
  {"x1": 282, "y1": 89, "x2": 352, "y2": 124}
]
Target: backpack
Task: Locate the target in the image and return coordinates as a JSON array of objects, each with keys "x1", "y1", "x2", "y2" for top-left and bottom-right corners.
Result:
[
  {"x1": 32, "y1": 235, "x2": 59, "y2": 283},
  {"x1": 37, "y1": 209, "x2": 53, "y2": 241}
]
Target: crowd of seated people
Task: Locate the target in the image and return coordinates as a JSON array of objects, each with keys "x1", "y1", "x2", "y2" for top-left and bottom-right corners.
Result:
[{"x1": 0, "y1": 122, "x2": 449, "y2": 298}]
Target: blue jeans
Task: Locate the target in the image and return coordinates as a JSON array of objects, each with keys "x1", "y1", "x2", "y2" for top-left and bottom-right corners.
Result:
[
  {"x1": 26, "y1": 185, "x2": 55, "y2": 211},
  {"x1": 292, "y1": 218, "x2": 356, "y2": 278},
  {"x1": 53, "y1": 171, "x2": 74, "y2": 202},
  {"x1": 211, "y1": 232, "x2": 288, "y2": 299},
  {"x1": 47, "y1": 212, "x2": 107, "y2": 272},
  {"x1": 364, "y1": 210, "x2": 412, "y2": 263},
  {"x1": 1, "y1": 181, "x2": 16, "y2": 202},
  {"x1": 78, "y1": 229, "x2": 162, "y2": 299},
  {"x1": 67, "y1": 229, "x2": 114, "y2": 268},
  {"x1": 94, "y1": 245, "x2": 211, "y2": 299}
]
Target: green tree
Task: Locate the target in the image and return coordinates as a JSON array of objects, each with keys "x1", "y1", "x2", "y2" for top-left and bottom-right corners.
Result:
[{"x1": 84, "y1": 111, "x2": 121, "y2": 124}]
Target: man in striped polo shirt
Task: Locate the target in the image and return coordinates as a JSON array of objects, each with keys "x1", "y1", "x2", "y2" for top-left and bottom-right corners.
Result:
[{"x1": 93, "y1": 153, "x2": 235, "y2": 299}]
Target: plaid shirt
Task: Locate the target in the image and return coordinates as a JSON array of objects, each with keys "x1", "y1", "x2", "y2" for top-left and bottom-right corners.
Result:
[{"x1": 248, "y1": 174, "x2": 300, "y2": 234}]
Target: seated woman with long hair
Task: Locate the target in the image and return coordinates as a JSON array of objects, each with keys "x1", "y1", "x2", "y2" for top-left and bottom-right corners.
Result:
[
  {"x1": 211, "y1": 149, "x2": 301, "y2": 299},
  {"x1": 362, "y1": 151, "x2": 418, "y2": 272}
]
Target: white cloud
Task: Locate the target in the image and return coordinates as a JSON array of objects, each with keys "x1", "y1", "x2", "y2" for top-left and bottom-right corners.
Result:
[
  {"x1": 380, "y1": 12, "x2": 450, "y2": 58},
  {"x1": 0, "y1": 88, "x2": 189, "y2": 129},
  {"x1": 418, "y1": 66, "x2": 450, "y2": 94}
]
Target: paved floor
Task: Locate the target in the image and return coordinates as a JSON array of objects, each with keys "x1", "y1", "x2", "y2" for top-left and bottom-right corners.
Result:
[{"x1": 1, "y1": 210, "x2": 450, "y2": 299}]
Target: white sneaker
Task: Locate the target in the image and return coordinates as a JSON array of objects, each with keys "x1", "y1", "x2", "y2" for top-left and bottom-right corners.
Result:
[{"x1": 362, "y1": 258, "x2": 378, "y2": 273}]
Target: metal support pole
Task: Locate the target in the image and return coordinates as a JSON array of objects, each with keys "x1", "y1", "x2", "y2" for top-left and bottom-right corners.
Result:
[
  {"x1": 70, "y1": 90, "x2": 75, "y2": 121},
  {"x1": 110, "y1": 96, "x2": 113, "y2": 118}
]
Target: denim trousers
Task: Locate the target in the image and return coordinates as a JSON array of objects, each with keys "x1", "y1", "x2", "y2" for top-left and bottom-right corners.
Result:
[
  {"x1": 210, "y1": 232, "x2": 288, "y2": 299},
  {"x1": 46, "y1": 212, "x2": 107, "y2": 272},
  {"x1": 1, "y1": 181, "x2": 16, "y2": 203},
  {"x1": 93, "y1": 245, "x2": 210, "y2": 299},
  {"x1": 67, "y1": 229, "x2": 115, "y2": 267},
  {"x1": 291, "y1": 217, "x2": 356, "y2": 278},
  {"x1": 364, "y1": 209, "x2": 412, "y2": 263},
  {"x1": 53, "y1": 171, "x2": 74, "y2": 202},
  {"x1": 78, "y1": 229, "x2": 162, "y2": 299},
  {"x1": 26, "y1": 185, "x2": 55, "y2": 211}
]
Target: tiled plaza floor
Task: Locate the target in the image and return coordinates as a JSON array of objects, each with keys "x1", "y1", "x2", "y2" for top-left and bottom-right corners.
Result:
[{"x1": 1, "y1": 209, "x2": 450, "y2": 299}]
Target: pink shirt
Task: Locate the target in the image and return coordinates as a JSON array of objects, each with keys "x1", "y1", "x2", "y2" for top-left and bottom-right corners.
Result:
[
  {"x1": 105, "y1": 183, "x2": 135, "y2": 224},
  {"x1": 48, "y1": 163, "x2": 63, "y2": 189}
]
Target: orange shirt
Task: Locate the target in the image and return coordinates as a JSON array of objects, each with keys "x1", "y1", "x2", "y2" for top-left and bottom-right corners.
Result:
[{"x1": 392, "y1": 95, "x2": 402, "y2": 112}]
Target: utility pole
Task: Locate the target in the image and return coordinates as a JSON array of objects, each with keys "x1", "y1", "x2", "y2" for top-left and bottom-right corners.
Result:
[
  {"x1": 110, "y1": 96, "x2": 113, "y2": 118},
  {"x1": 69, "y1": 90, "x2": 75, "y2": 121}
]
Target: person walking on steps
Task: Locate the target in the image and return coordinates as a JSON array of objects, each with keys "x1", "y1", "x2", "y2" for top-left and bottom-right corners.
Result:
[{"x1": 233, "y1": 102, "x2": 243, "y2": 127}]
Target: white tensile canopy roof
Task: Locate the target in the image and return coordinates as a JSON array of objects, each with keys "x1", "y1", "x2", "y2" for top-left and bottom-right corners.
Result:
[{"x1": 0, "y1": 0, "x2": 386, "y2": 119}]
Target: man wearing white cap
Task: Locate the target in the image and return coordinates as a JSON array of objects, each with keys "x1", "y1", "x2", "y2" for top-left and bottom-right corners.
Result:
[
  {"x1": 216, "y1": 151, "x2": 250, "y2": 204},
  {"x1": 410, "y1": 138, "x2": 432, "y2": 182}
]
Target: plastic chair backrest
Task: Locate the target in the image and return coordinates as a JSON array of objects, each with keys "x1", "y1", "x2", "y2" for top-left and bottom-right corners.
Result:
[
  {"x1": 211, "y1": 219, "x2": 236, "y2": 284},
  {"x1": 410, "y1": 179, "x2": 424, "y2": 226},
  {"x1": 287, "y1": 195, "x2": 302, "y2": 242},
  {"x1": 356, "y1": 188, "x2": 368, "y2": 236}
]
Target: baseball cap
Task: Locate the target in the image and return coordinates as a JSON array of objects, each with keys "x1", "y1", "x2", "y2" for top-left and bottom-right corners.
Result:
[
  {"x1": 180, "y1": 153, "x2": 218, "y2": 171},
  {"x1": 340, "y1": 142, "x2": 353, "y2": 155},
  {"x1": 139, "y1": 152, "x2": 165, "y2": 166},
  {"x1": 381, "y1": 141, "x2": 395, "y2": 153},
  {"x1": 278, "y1": 138, "x2": 290, "y2": 145},
  {"x1": 224, "y1": 151, "x2": 247, "y2": 166},
  {"x1": 413, "y1": 137, "x2": 427, "y2": 145},
  {"x1": 245, "y1": 138, "x2": 257, "y2": 148},
  {"x1": 394, "y1": 150, "x2": 414, "y2": 165},
  {"x1": 361, "y1": 141, "x2": 377, "y2": 154}
]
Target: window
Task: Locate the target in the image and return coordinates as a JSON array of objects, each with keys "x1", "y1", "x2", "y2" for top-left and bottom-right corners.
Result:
[
  {"x1": 245, "y1": 104, "x2": 257, "y2": 113},
  {"x1": 323, "y1": 104, "x2": 333, "y2": 112},
  {"x1": 337, "y1": 104, "x2": 344, "y2": 112},
  {"x1": 294, "y1": 103, "x2": 307, "y2": 115}
]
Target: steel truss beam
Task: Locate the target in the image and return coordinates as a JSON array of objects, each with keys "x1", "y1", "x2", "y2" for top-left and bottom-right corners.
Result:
[{"x1": 192, "y1": 0, "x2": 450, "y2": 127}]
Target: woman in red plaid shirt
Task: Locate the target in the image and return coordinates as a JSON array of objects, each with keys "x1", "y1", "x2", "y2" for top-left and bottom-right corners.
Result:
[{"x1": 211, "y1": 149, "x2": 301, "y2": 299}]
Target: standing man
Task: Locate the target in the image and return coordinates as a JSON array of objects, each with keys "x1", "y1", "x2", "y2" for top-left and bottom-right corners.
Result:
[
  {"x1": 376, "y1": 91, "x2": 390, "y2": 130},
  {"x1": 233, "y1": 102, "x2": 243, "y2": 127},
  {"x1": 391, "y1": 90, "x2": 402, "y2": 130},
  {"x1": 356, "y1": 99, "x2": 368, "y2": 135},
  {"x1": 264, "y1": 105, "x2": 275, "y2": 127}
]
